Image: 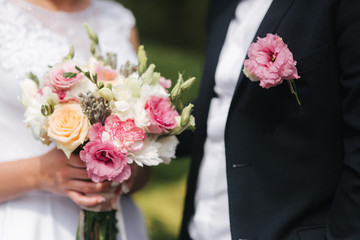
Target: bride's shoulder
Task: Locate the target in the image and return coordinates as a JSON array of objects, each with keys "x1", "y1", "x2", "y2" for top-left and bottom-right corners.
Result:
[
  {"x1": 92, "y1": 0, "x2": 135, "y2": 21},
  {"x1": 91, "y1": 0, "x2": 135, "y2": 31}
]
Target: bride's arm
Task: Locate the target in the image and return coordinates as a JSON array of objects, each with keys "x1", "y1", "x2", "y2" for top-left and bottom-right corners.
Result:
[
  {"x1": 0, "y1": 148, "x2": 110, "y2": 207},
  {"x1": 130, "y1": 26, "x2": 140, "y2": 51}
]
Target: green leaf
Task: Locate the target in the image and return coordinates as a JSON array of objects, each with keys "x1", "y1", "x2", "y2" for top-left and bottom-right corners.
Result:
[
  {"x1": 26, "y1": 72, "x2": 40, "y2": 88},
  {"x1": 84, "y1": 72, "x2": 91, "y2": 80},
  {"x1": 62, "y1": 72, "x2": 78, "y2": 78},
  {"x1": 75, "y1": 65, "x2": 82, "y2": 72}
]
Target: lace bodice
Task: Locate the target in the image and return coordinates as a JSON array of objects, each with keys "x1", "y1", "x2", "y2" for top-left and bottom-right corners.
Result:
[
  {"x1": 0, "y1": 3, "x2": 149, "y2": 240},
  {"x1": 0, "y1": 0, "x2": 138, "y2": 161}
]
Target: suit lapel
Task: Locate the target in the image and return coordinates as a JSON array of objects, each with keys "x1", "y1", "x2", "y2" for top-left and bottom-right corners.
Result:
[{"x1": 229, "y1": 0, "x2": 297, "y2": 113}]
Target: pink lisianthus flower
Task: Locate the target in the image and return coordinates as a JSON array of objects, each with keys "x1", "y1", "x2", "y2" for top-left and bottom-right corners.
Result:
[
  {"x1": 243, "y1": 33, "x2": 300, "y2": 89},
  {"x1": 95, "y1": 64, "x2": 118, "y2": 81},
  {"x1": 145, "y1": 96, "x2": 178, "y2": 134},
  {"x1": 56, "y1": 90, "x2": 79, "y2": 103},
  {"x1": 80, "y1": 140, "x2": 131, "y2": 183},
  {"x1": 159, "y1": 76, "x2": 172, "y2": 89},
  {"x1": 90, "y1": 115, "x2": 146, "y2": 152},
  {"x1": 47, "y1": 60, "x2": 84, "y2": 90},
  {"x1": 88, "y1": 122, "x2": 103, "y2": 142}
]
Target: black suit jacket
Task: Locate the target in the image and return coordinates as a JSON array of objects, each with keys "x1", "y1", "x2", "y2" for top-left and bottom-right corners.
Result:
[{"x1": 179, "y1": 0, "x2": 360, "y2": 239}]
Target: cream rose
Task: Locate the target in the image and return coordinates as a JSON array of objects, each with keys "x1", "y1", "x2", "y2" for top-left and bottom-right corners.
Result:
[{"x1": 48, "y1": 103, "x2": 90, "y2": 158}]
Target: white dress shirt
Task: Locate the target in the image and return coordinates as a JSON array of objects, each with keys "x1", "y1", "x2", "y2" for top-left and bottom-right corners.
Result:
[{"x1": 188, "y1": 0, "x2": 273, "y2": 239}]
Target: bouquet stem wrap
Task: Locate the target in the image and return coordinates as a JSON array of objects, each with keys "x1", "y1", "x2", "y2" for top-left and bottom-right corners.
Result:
[{"x1": 76, "y1": 183, "x2": 127, "y2": 240}]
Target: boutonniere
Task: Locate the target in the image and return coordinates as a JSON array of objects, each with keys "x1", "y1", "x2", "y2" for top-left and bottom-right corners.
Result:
[{"x1": 243, "y1": 33, "x2": 301, "y2": 105}]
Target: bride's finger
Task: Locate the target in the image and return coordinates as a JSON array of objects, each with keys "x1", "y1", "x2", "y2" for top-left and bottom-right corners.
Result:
[
  {"x1": 67, "y1": 167, "x2": 91, "y2": 180},
  {"x1": 68, "y1": 154, "x2": 87, "y2": 168},
  {"x1": 65, "y1": 180, "x2": 111, "y2": 194},
  {"x1": 67, "y1": 190, "x2": 106, "y2": 207}
]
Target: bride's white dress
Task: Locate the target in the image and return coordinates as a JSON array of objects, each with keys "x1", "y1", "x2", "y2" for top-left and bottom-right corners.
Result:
[{"x1": 0, "y1": 0, "x2": 148, "y2": 239}]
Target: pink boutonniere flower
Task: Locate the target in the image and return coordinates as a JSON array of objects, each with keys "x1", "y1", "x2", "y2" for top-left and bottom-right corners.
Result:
[{"x1": 243, "y1": 33, "x2": 301, "y2": 105}]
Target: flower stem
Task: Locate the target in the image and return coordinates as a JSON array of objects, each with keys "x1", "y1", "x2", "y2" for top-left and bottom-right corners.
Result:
[
  {"x1": 77, "y1": 209, "x2": 118, "y2": 240},
  {"x1": 287, "y1": 80, "x2": 301, "y2": 106}
]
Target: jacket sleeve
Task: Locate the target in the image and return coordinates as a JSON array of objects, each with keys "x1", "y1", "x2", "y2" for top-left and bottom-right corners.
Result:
[{"x1": 326, "y1": 0, "x2": 360, "y2": 238}]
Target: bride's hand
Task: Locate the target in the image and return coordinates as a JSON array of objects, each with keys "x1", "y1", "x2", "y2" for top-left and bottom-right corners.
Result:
[{"x1": 38, "y1": 148, "x2": 111, "y2": 207}]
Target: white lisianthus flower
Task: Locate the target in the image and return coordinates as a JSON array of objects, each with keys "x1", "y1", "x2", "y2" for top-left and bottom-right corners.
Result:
[
  {"x1": 130, "y1": 137, "x2": 163, "y2": 166},
  {"x1": 85, "y1": 57, "x2": 98, "y2": 73},
  {"x1": 110, "y1": 83, "x2": 135, "y2": 121},
  {"x1": 19, "y1": 78, "x2": 38, "y2": 107},
  {"x1": 140, "y1": 84, "x2": 169, "y2": 102},
  {"x1": 129, "y1": 98, "x2": 150, "y2": 129},
  {"x1": 24, "y1": 97, "x2": 48, "y2": 143},
  {"x1": 24, "y1": 86, "x2": 58, "y2": 144},
  {"x1": 41, "y1": 86, "x2": 59, "y2": 104},
  {"x1": 112, "y1": 83, "x2": 133, "y2": 101},
  {"x1": 113, "y1": 100, "x2": 130, "y2": 112},
  {"x1": 125, "y1": 76, "x2": 142, "y2": 98},
  {"x1": 158, "y1": 135, "x2": 179, "y2": 164},
  {"x1": 111, "y1": 100, "x2": 132, "y2": 122},
  {"x1": 111, "y1": 74, "x2": 126, "y2": 85}
]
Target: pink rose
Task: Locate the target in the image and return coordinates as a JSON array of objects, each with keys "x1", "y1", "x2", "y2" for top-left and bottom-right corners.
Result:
[
  {"x1": 47, "y1": 103, "x2": 90, "y2": 158},
  {"x1": 243, "y1": 34, "x2": 300, "y2": 89},
  {"x1": 159, "y1": 76, "x2": 172, "y2": 89},
  {"x1": 145, "y1": 96, "x2": 178, "y2": 133},
  {"x1": 95, "y1": 64, "x2": 118, "y2": 81},
  {"x1": 48, "y1": 61, "x2": 84, "y2": 90},
  {"x1": 80, "y1": 140, "x2": 131, "y2": 183}
]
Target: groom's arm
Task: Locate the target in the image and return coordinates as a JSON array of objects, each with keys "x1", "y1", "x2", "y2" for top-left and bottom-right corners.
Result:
[{"x1": 326, "y1": 0, "x2": 360, "y2": 239}]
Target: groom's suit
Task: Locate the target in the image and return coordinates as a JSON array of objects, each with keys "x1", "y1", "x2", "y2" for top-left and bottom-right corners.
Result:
[{"x1": 179, "y1": 0, "x2": 360, "y2": 239}]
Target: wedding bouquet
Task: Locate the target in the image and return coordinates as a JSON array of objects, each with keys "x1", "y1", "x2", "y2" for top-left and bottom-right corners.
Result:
[{"x1": 20, "y1": 25, "x2": 195, "y2": 240}]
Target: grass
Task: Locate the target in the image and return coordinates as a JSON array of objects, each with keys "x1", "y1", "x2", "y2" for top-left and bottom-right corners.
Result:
[
  {"x1": 132, "y1": 157, "x2": 191, "y2": 240},
  {"x1": 138, "y1": 41, "x2": 203, "y2": 104},
  {"x1": 131, "y1": 42, "x2": 203, "y2": 240}
]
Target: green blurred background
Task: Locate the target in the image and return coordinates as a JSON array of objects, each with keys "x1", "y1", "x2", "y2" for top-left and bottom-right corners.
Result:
[{"x1": 116, "y1": 0, "x2": 209, "y2": 239}]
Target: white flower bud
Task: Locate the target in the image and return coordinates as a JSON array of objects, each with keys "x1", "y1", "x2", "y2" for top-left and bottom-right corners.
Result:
[
  {"x1": 137, "y1": 45, "x2": 148, "y2": 75},
  {"x1": 98, "y1": 87, "x2": 114, "y2": 101},
  {"x1": 181, "y1": 77, "x2": 196, "y2": 91},
  {"x1": 141, "y1": 64, "x2": 156, "y2": 85},
  {"x1": 181, "y1": 103, "x2": 194, "y2": 126}
]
